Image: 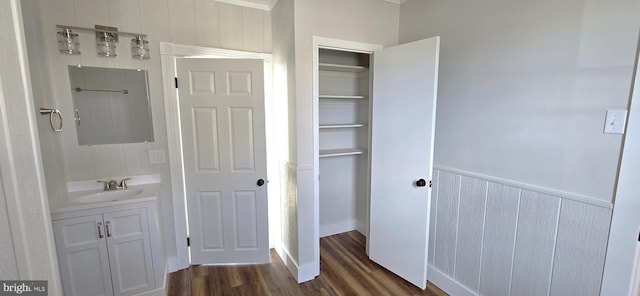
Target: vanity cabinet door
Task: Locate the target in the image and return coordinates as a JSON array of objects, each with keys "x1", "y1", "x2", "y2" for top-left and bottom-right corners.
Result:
[
  {"x1": 52, "y1": 214, "x2": 114, "y2": 296},
  {"x1": 103, "y1": 208, "x2": 155, "y2": 296}
]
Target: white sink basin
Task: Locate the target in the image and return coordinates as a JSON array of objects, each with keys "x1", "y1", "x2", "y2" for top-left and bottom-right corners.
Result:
[{"x1": 75, "y1": 189, "x2": 143, "y2": 203}]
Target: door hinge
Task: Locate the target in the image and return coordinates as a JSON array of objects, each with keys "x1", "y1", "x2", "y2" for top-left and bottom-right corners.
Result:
[
  {"x1": 429, "y1": 180, "x2": 432, "y2": 188},
  {"x1": 175, "y1": 77, "x2": 178, "y2": 89},
  {"x1": 187, "y1": 237, "x2": 190, "y2": 247}
]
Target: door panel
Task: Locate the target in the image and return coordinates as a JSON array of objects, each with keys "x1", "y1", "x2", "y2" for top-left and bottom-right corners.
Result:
[
  {"x1": 233, "y1": 191, "x2": 259, "y2": 249},
  {"x1": 192, "y1": 107, "x2": 221, "y2": 171},
  {"x1": 53, "y1": 215, "x2": 113, "y2": 296},
  {"x1": 369, "y1": 36, "x2": 440, "y2": 289},
  {"x1": 104, "y1": 208, "x2": 154, "y2": 296},
  {"x1": 229, "y1": 108, "x2": 255, "y2": 171},
  {"x1": 178, "y1": 58, "x2": 268, "y2": 264},
  {"x1": 200, "y1": 191, "x2": 225, "y2": 250}
]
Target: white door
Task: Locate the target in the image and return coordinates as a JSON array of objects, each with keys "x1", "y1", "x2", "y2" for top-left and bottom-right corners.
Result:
[
  {"x1": 52, "y1": 215, "x2": 113, "y2": 296},
  {"x1": 104, "y1": 208, "x2": 155, "y2": 296},
  {"x1": 369, "y1": 36, "x2": 440, "y2": 289},
  {"x1": 177, "y1": 58, "x2": 269, "y2": 264}
]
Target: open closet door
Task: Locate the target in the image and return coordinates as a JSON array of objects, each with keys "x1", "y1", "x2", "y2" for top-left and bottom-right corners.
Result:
[{"x1": 369, "y1": 36, "x2": 440, "y2": 289}]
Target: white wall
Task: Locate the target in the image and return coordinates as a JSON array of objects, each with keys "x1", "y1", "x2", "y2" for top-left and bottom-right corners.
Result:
[
  {"x1": 24, "y1": 0, "x2": 271, "y2": 270},
  {"x1": 291, "y1": 0, "x2": 400, "y2": 281},
  {"x1": 399, "y1": 0, "x2": 640, "y2": 294},
  {"x1": 271, "y1": 0, "x2": 300, "y2": 276},
  {"x1": 601, "y1": 37, "x2": 640, "y2": 295},
  {"x1": 21, "y1": 0, "x2": 68, "y2": 202},
  {"x1": 0, "y1": 0, "x2": 62, "y2": 293},
  {"x1": 400, "y1": 0, "x2": 640, "y2": 202},
  {"x1": 0, "y1": 173, "x2": 19, "y2": 279}
]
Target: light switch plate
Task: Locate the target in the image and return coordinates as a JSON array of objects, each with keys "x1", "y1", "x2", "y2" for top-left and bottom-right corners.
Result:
[
  {"x1": 148, "y1": 149, "x2": 166, "y2": 164},
  {"x1": 604, "y1": 109, "x2": 628, "y2": 134}
]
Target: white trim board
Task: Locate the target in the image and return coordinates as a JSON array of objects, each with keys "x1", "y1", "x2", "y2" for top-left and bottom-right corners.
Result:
[
  {"x1": 215, "y1": 0, "x2": 276, "y2": 11},
  {"x1": 319, "y1": 219, "x2": 358, "y2": 238},
  {"x1": 434, "y1": 165, "x2": 613, "y2": 209},
  {"x1": 383, "y1": 0, "x2": 407, "y2": 4},
  {"x1": 428, "y1": 266, "x2": 476, "y2": 296},
  {"x1": 214, "y1": 0, "x2": 406, "y2": 11},
  {"x1": 311, "y1": 36, "x2": 384, "y2": 284},
  {"x1": 160, "y1": 42, "x2": 274, "y2": 271}
]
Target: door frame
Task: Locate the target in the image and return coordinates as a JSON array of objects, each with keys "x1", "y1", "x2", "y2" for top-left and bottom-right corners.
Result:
[
  {"x1": 311, "y1": 36, "x2": 382, "y2": 278},
  {"x1": 600, "y1": 36, "x2": 640, "y2": 295},
  {"x1": 160, "y1": 43, "x2": 275, "y2": 271}
]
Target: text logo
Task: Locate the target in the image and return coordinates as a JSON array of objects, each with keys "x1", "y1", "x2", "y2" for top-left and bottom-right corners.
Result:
[{"x1": 0, "y1": 281, "x2": 47, "y2": 296}]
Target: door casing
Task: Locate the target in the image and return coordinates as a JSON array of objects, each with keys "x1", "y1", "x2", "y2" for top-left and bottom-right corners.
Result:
[
  {"x1": 160, "y1": 43, "x2": 276, "y2": 271},
  {"x1": 309, "y1": 37, "x2": 383, "y2": 281}
]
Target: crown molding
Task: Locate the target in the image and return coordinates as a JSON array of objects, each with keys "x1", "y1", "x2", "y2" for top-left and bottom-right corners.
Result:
[
  {"x1": 215, "y1": 0, "x2": 277, "y2": 11},
  {"x1": 216, "y1": 0, "x2": 405, "y2": 11},
  {"x1": 383, "y1": 0, "x2": 407, "y2": 4}
]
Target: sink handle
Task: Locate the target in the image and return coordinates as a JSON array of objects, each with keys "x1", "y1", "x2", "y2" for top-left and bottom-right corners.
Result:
[
  {"x1": 119, "y1": 178, "x2": 132, "y2": 189},
  {"x1": 97, "y1": 180, "x2": 110, "y2": 190}
]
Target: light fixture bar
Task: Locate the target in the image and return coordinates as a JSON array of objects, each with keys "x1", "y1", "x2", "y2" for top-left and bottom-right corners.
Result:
[{"x1": 56, "y1": 24, "x2": 147, "y2": 38}]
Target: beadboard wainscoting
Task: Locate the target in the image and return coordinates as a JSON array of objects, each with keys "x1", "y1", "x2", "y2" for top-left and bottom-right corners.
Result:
[
  {"x1": 428, "y1": 167, "x2": 612, "y2": 296},
  {"x1": 278, "y1": 161, "x2": 300, "y2": 280}
]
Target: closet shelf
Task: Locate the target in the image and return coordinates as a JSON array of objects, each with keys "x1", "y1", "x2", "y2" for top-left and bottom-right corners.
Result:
[
  {"x1": 319, "y1": 63, "x2": 368, "y2": 73},
  {"x1": 319, "y1": 95, "x2": 367, "y2": 100},
  {"x1": 319, "y1": 148, "x2": 366, "y2": 158},
  {"x1": 319, "y1": 124, "x2": 366, "y2": 129}
]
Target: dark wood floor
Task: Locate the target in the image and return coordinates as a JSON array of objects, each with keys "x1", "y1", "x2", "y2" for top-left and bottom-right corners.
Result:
[{"x1": 167, "y1": 231, "x2": 448, "y2": 296}]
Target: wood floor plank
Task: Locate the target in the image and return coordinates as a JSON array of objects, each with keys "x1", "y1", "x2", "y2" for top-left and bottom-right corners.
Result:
[
  {"x1": 190, "y1": 275, "x2": 211, "y2": 296},
  {"x1": 168, "y1": 231, "x2": 448, "y2": 296}
]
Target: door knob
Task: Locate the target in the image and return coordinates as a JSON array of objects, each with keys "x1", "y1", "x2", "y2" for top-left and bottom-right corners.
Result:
[
  {"x1": 416, "y1": 179, "x2": 427, "y2": 187},
  {"x1": 257, "y1": 179, "x2": 265, "y2": 186}
]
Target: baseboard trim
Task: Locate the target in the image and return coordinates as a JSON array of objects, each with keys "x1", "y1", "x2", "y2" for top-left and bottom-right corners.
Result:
[
  {"x1": 356, "y1": 220, "x2": 367, "y2": 237},
  {"x1": 297, "y1": 262, "x2": 319, "y2": 283},
  {"x1": 276, "y1": 246, "x2": 300, "y2": 281},
  {"x1": 428, "y1": 265, "x2": 476, "y2": 296},
  {"x1": 320, "y1": 219, "x2": 357, "y2": 238}
]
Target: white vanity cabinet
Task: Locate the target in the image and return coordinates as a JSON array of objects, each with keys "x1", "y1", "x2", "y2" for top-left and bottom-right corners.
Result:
[{"x1": 52, "y1": 201, "x2": 158, "y2": 296}]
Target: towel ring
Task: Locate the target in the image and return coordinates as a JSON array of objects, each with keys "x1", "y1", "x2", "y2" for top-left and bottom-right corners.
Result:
[{"x1": 39, "y1": 108, "x2": 63, "y2": 132}]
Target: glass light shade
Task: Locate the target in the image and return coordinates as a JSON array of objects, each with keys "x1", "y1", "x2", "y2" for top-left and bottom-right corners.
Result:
[
  {"x1": 131, "y1": 36, "x2": 150, "y2": 59},
  {"x1": 96, "y1": 32, "x2": 117, "y2": 57},
  {"x1": 57, "y1": 29, "x2": 81, "y2": 55}
]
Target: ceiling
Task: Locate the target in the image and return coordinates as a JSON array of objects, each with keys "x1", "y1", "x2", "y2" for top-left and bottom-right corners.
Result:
[{"x1": 216, "y1": 0, "x2": 406, "y2": 11}]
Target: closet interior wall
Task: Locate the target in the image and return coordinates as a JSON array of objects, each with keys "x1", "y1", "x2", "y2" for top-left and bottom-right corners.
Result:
[{"x1": 318, "y1": 48, "x2": 371, "y2": 237}]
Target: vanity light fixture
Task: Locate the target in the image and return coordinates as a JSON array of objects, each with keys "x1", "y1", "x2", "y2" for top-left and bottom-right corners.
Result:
[
  {"x1": 56, "y1": 24, "x2": 149, "y2": 59},
  {"x1": 97, "y1": 31, "x2": 117, "y2": 57},
  {"x1": 57, "y1": 28, "x2": 81, "y2": 55},
  {"x1": 131, "y1": 35, "x2": 150, "y2": 59}
]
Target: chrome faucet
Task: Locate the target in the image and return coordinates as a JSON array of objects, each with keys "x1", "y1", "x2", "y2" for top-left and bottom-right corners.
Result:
[{"x1": 97, "y1": 178, "x2": 132, "y2": 191}]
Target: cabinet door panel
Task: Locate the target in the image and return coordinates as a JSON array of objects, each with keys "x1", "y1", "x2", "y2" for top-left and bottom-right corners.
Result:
[
  {"x1": 53, "y1": 215, "x2": 113, "y2": 296},
  {"x1": 104, "y1": 208, "x2": 155, "y2": 296}
]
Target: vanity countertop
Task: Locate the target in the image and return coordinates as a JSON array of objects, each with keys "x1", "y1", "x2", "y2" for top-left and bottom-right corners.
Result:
[{"x1": 49, "y1": 183, "x2": 159, "y2": 214}]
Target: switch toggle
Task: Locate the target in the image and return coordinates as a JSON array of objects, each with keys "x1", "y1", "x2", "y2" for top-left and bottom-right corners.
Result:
[{"x1": 604, "y1": 109, "x2": 628, "y2": 135}]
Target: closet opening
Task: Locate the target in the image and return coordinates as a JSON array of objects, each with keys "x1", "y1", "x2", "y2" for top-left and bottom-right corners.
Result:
[{"x1": 318, "y1": 48, "x2": 372, "y2": 240}]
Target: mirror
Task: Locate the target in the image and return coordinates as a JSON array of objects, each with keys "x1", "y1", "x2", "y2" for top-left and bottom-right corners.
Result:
[{"x1": 68, "y1": 66, "x2": 154, "y2": 145}]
